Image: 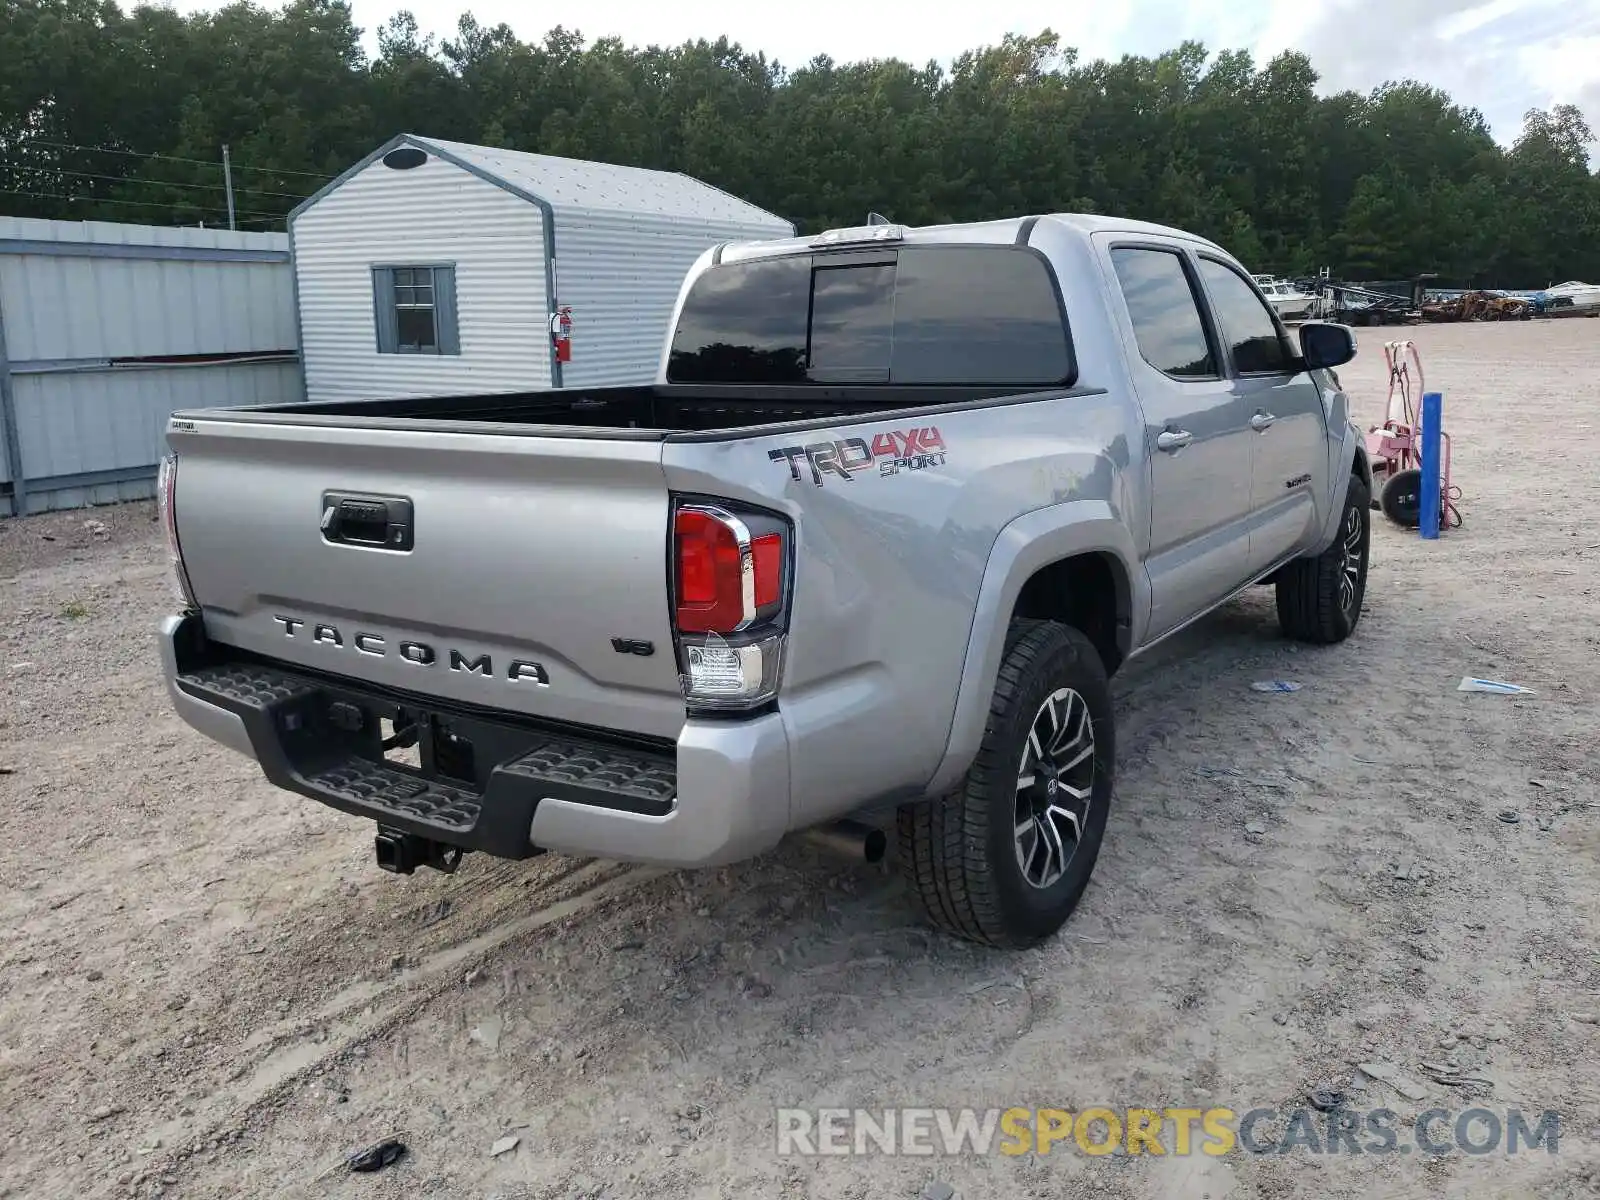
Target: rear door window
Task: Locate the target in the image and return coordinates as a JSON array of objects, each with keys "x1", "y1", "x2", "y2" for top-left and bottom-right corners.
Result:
[
  {"x1": 667, "y1": 246, "x2": 1074, "y2": 386},
  {"x1": 1109, "y1": 246, "x2": 1218, "y2": 380}
]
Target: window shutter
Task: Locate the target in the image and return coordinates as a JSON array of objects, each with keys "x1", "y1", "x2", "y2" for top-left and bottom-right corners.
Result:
[
  {"x1": 433, "y1": 266, "x2": 460, "y2": 355},
  {"x1": 372, "y1": 267, "x2": 399, "y2": 354}
]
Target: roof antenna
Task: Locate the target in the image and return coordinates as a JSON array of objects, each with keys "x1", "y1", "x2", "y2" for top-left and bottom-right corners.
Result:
[{"x1": 866, "y1": 212, "x2": 891, "y2": 225}]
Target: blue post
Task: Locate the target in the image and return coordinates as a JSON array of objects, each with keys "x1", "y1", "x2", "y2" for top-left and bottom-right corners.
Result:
[{"x1": 1418, "y1": 391, "x2": 1442, "y2": 540}]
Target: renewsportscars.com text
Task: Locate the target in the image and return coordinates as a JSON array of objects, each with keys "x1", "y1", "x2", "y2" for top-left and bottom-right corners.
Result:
[{"x1": 775, "y1": 1106, "x2": 1560, "y2": 1158}]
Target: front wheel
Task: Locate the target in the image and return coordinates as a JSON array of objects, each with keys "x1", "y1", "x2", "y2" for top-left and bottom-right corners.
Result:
[
  {"x1": 1275, "y1": 474, "x2": 1370, "y2": 644},
  {"x1": 896, "y1": 620, "x2": 1114, "y2": 948}
]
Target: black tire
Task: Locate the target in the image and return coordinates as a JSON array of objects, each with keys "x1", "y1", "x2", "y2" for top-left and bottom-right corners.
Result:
[
  {"x1": 1380, "y1": 467, "x2": 1423, "y2": 528},
  {"x1": 1276, "y1": 474, "x2": 1370, "y2": 644},
  {"x1": 896, "y1": 620, "x2": 1114, "y2": 948}
]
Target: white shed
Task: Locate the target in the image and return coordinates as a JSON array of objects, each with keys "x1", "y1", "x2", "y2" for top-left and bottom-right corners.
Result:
[{"x1": 288, "y1": 134, "x2": 794, "y2": 403}]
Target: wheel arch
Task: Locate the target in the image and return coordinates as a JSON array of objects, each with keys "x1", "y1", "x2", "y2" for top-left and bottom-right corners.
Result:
[
  {"x1": 1351, "y1": 440, "x2": 1374, "y2": 492},
  {"x1": 1011, "y1": 551, "x2": 1131, "y2": 678},
  {"x1": 1314, "y1": 423, "x2": 1373, "y2": 552},
  {"x1": 923, "y1": 501, "x2": 1146, "y2": 799}
]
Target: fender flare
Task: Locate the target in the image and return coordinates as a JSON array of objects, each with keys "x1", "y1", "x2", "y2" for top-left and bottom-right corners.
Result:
[
  {"x1": 1313, "y1": 420, "x2": 1373, "y2": 552},
  {"x1": 923, "y1": 501, "x2": 1146, "y2": 797}
]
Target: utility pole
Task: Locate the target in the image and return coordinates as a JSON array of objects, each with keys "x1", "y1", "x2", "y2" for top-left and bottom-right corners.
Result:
[{"x1": 222, "y1": 144, "x2": 236, "y2": 231}]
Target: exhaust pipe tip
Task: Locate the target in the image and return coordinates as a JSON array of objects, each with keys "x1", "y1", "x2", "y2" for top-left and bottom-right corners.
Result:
[
  {"x1": 803, "y1": 819, "x2": 887, "y2": 864},
  {"x1": 861, "y1": 825, "x2": 887, "y2": 864}
]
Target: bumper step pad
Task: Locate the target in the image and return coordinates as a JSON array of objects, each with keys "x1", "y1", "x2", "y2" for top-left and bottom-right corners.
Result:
[
  {"x1": 175, "y1": 658, "x2": 676, "y2": 858},
  {"x1": 180, "y1": 663, "x2": 317, "y2": 710},
  {"x1": 502, "y1": 739, "x2": 677, "y2": 810},
  {"x1": 307, "y1": 756, "x2": 483, "y2": 831}
]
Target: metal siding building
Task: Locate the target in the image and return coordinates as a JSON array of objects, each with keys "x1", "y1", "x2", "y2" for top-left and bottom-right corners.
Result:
[
  {"x1": 291, "y1": 134, "x2": 794, "y2": 403},
  {"x1": 0, "y1": 217, "x2": 299, "y2": 516}
]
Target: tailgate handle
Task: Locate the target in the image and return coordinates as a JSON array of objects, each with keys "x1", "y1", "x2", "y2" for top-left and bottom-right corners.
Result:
[{"x1": 321, "y1": 491, "x2": 414, "y2": 552}]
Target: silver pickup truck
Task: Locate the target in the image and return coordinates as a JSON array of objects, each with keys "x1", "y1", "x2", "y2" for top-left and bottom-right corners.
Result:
[{"x1": 157, "y1": 214, "x2": 1372, "y2": 947}]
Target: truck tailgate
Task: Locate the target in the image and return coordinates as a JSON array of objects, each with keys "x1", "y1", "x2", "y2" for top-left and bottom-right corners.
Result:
[{"x1": 166, "y1": 418, "x2": 686, "y2": 741}]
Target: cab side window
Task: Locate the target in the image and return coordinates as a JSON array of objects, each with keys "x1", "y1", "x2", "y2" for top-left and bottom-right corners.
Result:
[
  {"x1": 1109, "y1": 247, "x2": 1217, "y2": 380},
  {"x1": 1197, "y1": 258, "x2": 1296, "y2": 375}
]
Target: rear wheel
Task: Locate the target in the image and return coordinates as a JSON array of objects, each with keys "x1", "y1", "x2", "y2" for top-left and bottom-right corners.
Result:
[
  {"x1": 896, "y1": 620, "x2": 1114, "y2": 948},
  {"x1": 1276, "y1": 474, "x2": 1370, "y2": 644}
]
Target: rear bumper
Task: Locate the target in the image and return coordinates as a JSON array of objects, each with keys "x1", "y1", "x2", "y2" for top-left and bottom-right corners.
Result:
[{"x1": 159, "y1": 613, "x2": 791, "y2": 868}]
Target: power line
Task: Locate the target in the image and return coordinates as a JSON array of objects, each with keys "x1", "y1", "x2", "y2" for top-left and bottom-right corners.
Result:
[
  {"x1": 0, "y1": 162, "x2": 311, "y2": 202},
  {"x1": 9, "y1": 139, "x2": 335, "y2": 179},
  {"x1": 0, "y1": 187, "x2": 284, "y2": 221}
]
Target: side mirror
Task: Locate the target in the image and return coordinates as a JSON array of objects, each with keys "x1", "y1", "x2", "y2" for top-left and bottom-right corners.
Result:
[{"x1": 1298, "y1": 321, "x2": 1356, "y2": 371}]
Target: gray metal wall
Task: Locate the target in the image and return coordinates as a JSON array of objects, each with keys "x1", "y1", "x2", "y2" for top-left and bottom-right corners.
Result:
[{"x1": 0, "y1": 217, "x2": 300, "y2": 516}]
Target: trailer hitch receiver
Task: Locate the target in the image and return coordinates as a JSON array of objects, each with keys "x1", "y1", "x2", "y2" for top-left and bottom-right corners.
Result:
[{"x1": 374, "y1": 827, "x2": 465, "y2": 875}]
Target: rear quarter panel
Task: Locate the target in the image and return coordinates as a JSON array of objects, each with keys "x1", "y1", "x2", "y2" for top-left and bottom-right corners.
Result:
[{"x1": 663, "y1": 232, "x2": 1149, "y2": 819}]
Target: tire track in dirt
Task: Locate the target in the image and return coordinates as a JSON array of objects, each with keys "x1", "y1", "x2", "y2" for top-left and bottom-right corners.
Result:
[{"x1": 94, "y1": 860, "x2": 666, "y2": 1196}]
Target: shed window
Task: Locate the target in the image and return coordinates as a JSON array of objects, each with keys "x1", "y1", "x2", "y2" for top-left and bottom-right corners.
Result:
[{"x1": 373, "y1": 265, "x2": 459, "y2": 355}]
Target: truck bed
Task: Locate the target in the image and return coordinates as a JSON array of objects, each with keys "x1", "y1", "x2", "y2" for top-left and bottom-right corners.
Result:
[{"x1": 194, "y1": 383, "x2": 1054, "y2": 439}]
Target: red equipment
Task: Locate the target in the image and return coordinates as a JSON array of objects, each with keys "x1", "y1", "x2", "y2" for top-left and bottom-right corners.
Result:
[
  {"x1": 550, "y1": 306, "x2": 573, "y2": 363},
  {"x1": 1365, "y1": 340, "x2": 1462, "y2": 530}
]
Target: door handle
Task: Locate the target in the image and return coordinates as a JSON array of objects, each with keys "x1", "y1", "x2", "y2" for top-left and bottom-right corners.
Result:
[
  {"x1": 1250, "y1": 411, "x2": 1277, "y2": 431},
  {"x1": 1156, "y1": 428, "x2": 1193, "y2": 453}
]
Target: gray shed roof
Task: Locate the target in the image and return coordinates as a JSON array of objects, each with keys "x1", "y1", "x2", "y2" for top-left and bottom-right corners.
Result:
[
  {"x1": 292, "y1": 133, "x2": 792, "y2": 234},
  {"x1": 414, "y1": 137, "x2": 790, "y2": 230}
]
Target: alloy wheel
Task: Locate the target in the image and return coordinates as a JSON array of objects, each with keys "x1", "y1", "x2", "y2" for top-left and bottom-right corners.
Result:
[
  {"x1": 1339, "y1": 502, "x2": 1365, "y2": 615},
  {"x1": 1013, "y1": 687, "x2": 1096, "y2": 889}
]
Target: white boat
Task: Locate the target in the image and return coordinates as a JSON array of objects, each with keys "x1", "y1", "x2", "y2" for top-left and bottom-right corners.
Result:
[
  {"x1": 1541, "y1": 281, "x2": 1600, "y2": 317},
  {"x1": 1251, "y1": 274, "x2": 1317, "y2": 320}
]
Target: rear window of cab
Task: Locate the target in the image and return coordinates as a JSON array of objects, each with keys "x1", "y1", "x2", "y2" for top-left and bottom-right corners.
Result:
[{"x1": 667, "y1": 245, "x2": 1076, "y2": 387}]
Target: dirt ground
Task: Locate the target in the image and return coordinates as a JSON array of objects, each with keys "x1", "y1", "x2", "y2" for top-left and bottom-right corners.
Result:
[{"x1": 2, "y1": 321, "x2": 1599, "y2": 1200}]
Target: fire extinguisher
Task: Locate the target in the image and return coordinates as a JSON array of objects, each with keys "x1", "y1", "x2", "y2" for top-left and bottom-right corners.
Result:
[{"x1": 550, "y1": 306, "x2": 573, "y2": 363}]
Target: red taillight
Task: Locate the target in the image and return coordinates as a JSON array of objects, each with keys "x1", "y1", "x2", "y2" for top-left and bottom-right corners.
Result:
[
  {"x1": 752, "y1": 533, "x2": 781, "y2": 608},
  {"x1": 673, "y1": 506, "x2": 785, "y2": 635},
  {"x1": 672, "y1": 501, "x2": 790, "y2": 709},
  {"x1": 675, "y1": 509, "x2": 742, "y2": 631}
]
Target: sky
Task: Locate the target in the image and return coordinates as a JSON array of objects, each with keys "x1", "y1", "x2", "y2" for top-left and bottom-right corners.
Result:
[{"x1": 179, "y1": 0, "x2": 1600, "y2": 146}]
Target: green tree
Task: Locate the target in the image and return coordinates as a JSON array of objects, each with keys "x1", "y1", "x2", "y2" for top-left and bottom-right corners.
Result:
[
  {"x1": 3, "y1": 1, "x2": 1598, "y2": 285},
  {"x1": 1502, "y1": 105, "x2": 1600, "y2": 285}
]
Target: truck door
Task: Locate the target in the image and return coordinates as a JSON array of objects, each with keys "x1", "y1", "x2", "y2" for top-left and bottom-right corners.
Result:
[
  {"x1": 1102, "y1": 241, "x2": 1255, "y2": 640},
  {"x1": 1191, "y1": 255, "x2": 1329, "y2": 576}
]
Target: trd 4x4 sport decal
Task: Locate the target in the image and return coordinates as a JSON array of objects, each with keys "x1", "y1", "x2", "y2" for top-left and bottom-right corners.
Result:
[{"x1": 767, "y1": 426, "x2": 948, "y2": 487}]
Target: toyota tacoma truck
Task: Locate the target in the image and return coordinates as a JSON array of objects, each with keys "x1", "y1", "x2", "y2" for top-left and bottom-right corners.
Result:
[{"x1": 156, "y1": 213, "x2": 1372, "y2": 948}]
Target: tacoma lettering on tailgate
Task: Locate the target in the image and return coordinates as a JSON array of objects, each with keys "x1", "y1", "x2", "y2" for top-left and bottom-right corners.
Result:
[{"x1": 271, "y1": 616, "x2": 550, "y2": 686}]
